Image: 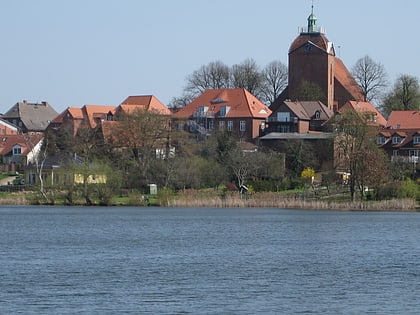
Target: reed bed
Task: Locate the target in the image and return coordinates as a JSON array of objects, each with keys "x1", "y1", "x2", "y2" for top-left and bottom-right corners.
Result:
[{"x1": 168, "y1": 190, "x2": 418, "y2": 211}]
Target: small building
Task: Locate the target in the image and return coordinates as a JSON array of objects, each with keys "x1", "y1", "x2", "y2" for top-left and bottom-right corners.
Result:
[
  {"x1": 25, "y1": 153, "x2": 107, "y2": 187},
  {"x1": 0, "y1": 134, "x2": 44, "y2": 172}
]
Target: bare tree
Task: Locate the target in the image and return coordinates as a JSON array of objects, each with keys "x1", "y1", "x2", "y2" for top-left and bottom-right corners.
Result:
[
  {"x1": 184, "y1": 60, "x2": 231, "y2": 97},
  {"x1": 351, "y1": 55, "x2": 388, "y2": 104},
  {"x1": 260, "y1": 60, "x2": 288, "y2": 106},
  {"x1": 381, "y1": 74, "x2": 420, "y2": 116},
  {"x1": 231, "y1": 58, "x2": 263, "y2": 97}
]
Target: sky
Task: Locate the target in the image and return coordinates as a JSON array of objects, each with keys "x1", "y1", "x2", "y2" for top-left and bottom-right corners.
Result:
[{"x1": 0, "y1": 0, "x2": 418, "y2": 113}]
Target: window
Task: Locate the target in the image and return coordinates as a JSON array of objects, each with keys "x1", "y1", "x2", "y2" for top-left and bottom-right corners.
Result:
[
  {"x1": 240, "y1": 121, "x2": 246, "y2": 132},
  {"x1": 414, "y1": 135, "x2": 420, "y2": 144},
  {"x1": 218, "y1": 121, "x2": 225, "y2": 131},
  {"x1": 277, "y1": 112, "x2": 290, "y2": 122},
  {"x1": 377, "y1": 136, "x2": 386, "y2": 144},
  {"x1": 314, "y1": 111, "x2": 320, "y2": 119},
  {"x1": 219, "y1": 106, "x2": 230, "y2": 117},
  {"x1": 208, "y1": 119, "x2": 214, "y2": 131},
  {"x1": 392, "y1": 150, "x2": 398, "y2": 157},
  {"x1": 392, "y1": 136, "x2": 401, "y2": 144},
  {"x1": 227, "y1": 121, "x2": 233, "y2": 131},
  {"x1": 13, "y1": 146, "x2": 21, "y2": 155}
]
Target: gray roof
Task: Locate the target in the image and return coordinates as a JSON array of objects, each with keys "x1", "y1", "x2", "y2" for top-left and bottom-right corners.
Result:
[{"x1": 2, "y1": 101, "x2": 58, "y2": 131}]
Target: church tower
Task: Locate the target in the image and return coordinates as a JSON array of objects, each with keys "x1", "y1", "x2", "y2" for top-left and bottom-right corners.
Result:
[{"x1": 287, "y1": 4, "x2": 336, "y2": 109}]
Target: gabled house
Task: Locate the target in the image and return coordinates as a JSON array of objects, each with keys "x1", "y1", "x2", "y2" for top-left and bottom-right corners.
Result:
[
  {"x1": 378, "y1": 111, "x2": 420, "y2": 163},
  {"x1": 49, "y1": 105, "x2": 116, "y2": 136},
  {"x1": 2, "y1": 100, "x2": 58, "y2": 133},
  {"x1": 265, "y1": 100, "x2": 333, "y2": 134},
  {"x1": 339, "y1": 101, "x2": 387, "y2": 127},
  {"x1": 174, "y1": 88, "x2": 271, "y2": 141},
  {"x1": 0, "y1": 134, "x2": 44, "y2": 172}
]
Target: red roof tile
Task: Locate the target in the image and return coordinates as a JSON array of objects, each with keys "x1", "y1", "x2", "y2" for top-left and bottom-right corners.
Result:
[
  {"x1": 340, "y1": 101, "x2": 387, "y2": 127},
  {"x1": 386, "y1": 111, "x2": 420, "y2": 129},
  {"x1": 119, "y1": 95, "x2": 171, "y2": 115},
  {"x1": 174, "y1": 88, "x2": 271, "y2": 119}
]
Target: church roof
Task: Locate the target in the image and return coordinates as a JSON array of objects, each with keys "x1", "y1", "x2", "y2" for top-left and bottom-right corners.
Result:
[
  {"x1": 289, "y1": 33, "x2": 333, "y2": 54},
  {"x1": 334, "y1": 58, "x2": 365, "y2": 102}
]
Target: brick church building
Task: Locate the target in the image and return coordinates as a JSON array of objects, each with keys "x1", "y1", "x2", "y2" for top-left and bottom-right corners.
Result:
[{"x1": 270, "y1": 6, "x2": 364, "y2": 114}]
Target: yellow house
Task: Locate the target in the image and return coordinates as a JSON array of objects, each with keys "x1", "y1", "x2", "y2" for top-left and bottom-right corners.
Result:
[{"x1": 25, "y1": 153, "x2": 107, "y2": 187}]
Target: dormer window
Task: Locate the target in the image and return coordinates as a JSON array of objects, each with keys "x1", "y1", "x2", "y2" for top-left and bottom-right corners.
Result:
[
  {"x1": 13, "y1": 145, "x2": 22, "y2": 155},
  {"x1": 198, "y1": 106, "x2": 208, "y2": 117},
  {"x1": 219, "y1": 106, "x2": 230, "y2": 117},
  {"x1": 314, "y1": 110, "x2": 320, "y2": 119},
  {"x1": 414, "y1": 135, "x2": 420, "y2": 144},
  {"x1": 392, "y1": 136, "x2": 402, "y2": 144},
  {"x1": 377, "y1": 136, "x2": 386, "y2": 145}
]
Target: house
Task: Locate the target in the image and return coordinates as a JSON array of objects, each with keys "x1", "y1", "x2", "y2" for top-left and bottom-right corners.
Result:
[
  {"x1": 1, "y1": 100, "x2": 58, "y2": 132},
  {"x1": 0, "y1": 134, "x2": 44, "y2": 172},
  {"x1": 265, "y1": 100, "x2": 333, "y2": 134},
  {"x1": 377, "y1": 111, "x2": 420, "y2": 163},
  {"x1": 174, "y1": 88, "x2": 271, "y2": 141},
  {"x1": 25, "y1": 153, "x2": 107, "y2": 186},
  {"x1": 270, "y1": 6, "x2": 363, "y2": 114},
  {"x1": 339, "y1": 101, "x2": 387, "y2": 127},
  {"x1": 49, "y1": 105, "x2": 116, "y2": 136},
  {"x1": 0, "y1": 118, "x2": 19, "y2": 135}
]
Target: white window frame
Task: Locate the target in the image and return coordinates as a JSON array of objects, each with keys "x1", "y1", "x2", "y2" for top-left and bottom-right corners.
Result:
[
  {"x1": 227, "y1": 121, "x2": 233, "y2": 131},
  {"x1": 13, "y1": 146, "x2": 22, "y2": 155},
  {"x1": 377, "y1": 136, "x2": 386, "y2": 144},
  {"x1": 392, "y1": 136, "x2": 401, "y2": 144},
  {"x1": 239, "y1": 121, "x2": 246, "y2": 132},
  {"x1": 218, "y1": 121, "x2": 225, "y2": 131},
  {"x1": 414, "y1": 135, "x2": 420, "y2": 144}
]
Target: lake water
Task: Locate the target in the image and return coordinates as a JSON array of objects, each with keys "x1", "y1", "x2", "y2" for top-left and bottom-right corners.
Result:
[{"x1": 0, "y1": 206, "x2": 419, "y2": 314}]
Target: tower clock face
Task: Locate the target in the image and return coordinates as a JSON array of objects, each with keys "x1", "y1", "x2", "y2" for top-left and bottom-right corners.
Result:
[{"x1": 304, "y1": 43, "x2": 312, "y2": 53}]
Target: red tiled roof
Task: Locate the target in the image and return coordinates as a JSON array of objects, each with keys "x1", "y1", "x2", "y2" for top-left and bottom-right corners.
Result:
[
  {"x1": 174, "y1": 88, "x2": 271, "y2": 119},
  {"x1": 340, "y1": 101, "x2": 387, "y2": 126},
  {"x1": 386, "y1": 111, "x2": 420, "y2": 129},
  {"x1": 334, "y1": 58, "x2": 364, "y2": 102},
  {"x1": 83, "y1": 105, "x2": 116, "y2": 129},
  {"x1": 51, "y1": 107, "x2": 84, "y2": 124},
  {"x1": 0, "y1": 134, "x2": 43, "y2": 156},
  {"x1": 119, "y1": 95, "x2": 171, "y2": 115}
]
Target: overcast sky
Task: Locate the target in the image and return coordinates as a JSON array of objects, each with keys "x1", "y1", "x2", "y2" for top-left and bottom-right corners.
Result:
[{"x1": 0, "y1": 0, "x2": 417, "y2": 113}]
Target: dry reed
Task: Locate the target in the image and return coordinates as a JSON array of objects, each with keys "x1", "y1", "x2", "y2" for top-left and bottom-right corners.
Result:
[{"x1": 168, "y1": 190, "x2": 418, "y2": 211}]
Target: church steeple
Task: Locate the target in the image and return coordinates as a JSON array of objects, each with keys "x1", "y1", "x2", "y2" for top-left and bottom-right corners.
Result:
[{"x1": 307, "y1": 1, "x2": 317, "y2": 33}]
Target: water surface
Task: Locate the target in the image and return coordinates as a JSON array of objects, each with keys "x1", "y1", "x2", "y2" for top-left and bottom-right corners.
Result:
[{"x1": 0, "y1": 206, "x2": 419, "y2": 314}]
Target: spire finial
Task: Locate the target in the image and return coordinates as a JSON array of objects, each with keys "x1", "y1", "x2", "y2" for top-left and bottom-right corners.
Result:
[{"x1": 307, "y1": 0, "x2": 317, "y2": 32}]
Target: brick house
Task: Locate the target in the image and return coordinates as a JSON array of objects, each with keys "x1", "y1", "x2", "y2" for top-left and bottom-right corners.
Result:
[
  {"x1": 378, "y1": 111, "x2": 420, "y2": 164},
  {"x1": 174, "y1": 88, "x2": 271, "y2": 141}
]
